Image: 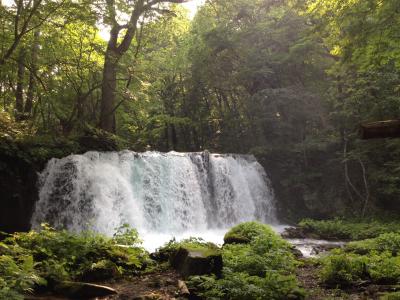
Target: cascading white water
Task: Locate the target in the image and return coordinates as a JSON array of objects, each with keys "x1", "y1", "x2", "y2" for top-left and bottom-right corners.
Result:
[{"x1": 31, "y1": 151, "x2": 276, "y2": 249}]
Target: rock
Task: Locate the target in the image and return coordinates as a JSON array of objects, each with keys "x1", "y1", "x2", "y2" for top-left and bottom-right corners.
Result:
[
  {"x1": 281, "y1": 227, "x2": 307, "y2": 239},
  {"x1": 290, "y1": 246, "x2": 303, "y2": 258},
  {"x1": 170, "y1": 247, "x2": 223, "y2": 278},
  {"x1": 223, "y1": 234, "x2": 251, "y2": 245},
  {"x1": 80, "y1": 260, "x2": 121, "y2": 282},
  {"x1": 178, "y1": 280, "x2": 190, "y2": 297},
  {"x1": 150, "y1": 248, "x2": 174, "y2": 262},
  {"x1": 54, "y1": 281, "x2": 117, "y2": 298},
  {"x1": 310, "y1": 243, "x2": 343, "y2": 256},
  {"x1": 165, "y1": 278, "x2": 176, "y2": 285},
  {"x1": 133, "y1": 295, "x2": 160, "y2": 300}
]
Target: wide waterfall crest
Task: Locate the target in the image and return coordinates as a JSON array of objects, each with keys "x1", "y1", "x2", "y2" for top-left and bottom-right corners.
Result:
[{"x1": 31, "y1": 151, "x2": 276, "y2": 236}]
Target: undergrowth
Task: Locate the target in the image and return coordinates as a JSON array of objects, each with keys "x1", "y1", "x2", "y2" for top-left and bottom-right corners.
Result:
[
  {"x1": 320, "y1": 233, "x2": 400, "y2": 288},
  {"x1": 299, "y1": 218, "x2": 400, "y2": 240},
  {"x1": 185, "y1": 222, "x2": 305, "y2": 300},
  {"x1": 0, "y1": 224, "x2": 147, "y2": 299}
]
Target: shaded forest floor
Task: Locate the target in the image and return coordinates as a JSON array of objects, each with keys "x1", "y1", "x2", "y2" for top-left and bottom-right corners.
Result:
[
  {"x1": 27, "y1": 270, "x2": 184, "y2": 300},
  {"x1": 296, "y1": 258, "x2": 400, "y2": 300},
  {"x1": 105, "y1": 270, "x2": 184, "y2": 300},
  {"x1": 25, "y1": 259, "x2": 400, "y2": 300},
  {"x1": 297, "y1": 259, "x2": 361, "y2": 300}
]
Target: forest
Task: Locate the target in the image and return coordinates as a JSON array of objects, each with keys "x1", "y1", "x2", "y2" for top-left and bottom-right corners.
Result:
[{"x1": 1, "y1": 0, "x2": 400, "y2": 299}]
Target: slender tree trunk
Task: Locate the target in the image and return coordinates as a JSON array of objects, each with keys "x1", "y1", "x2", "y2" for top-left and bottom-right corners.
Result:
[
  {"x1": 25, "y1": 29, "x2": 39, "y2": 116},
  {"x1": 15, "y1": 47, "x2": 25, "y2": 118},
  {"x1": 98, "y1": 0, "x2": 186, "y2": 132},
  {"x1": 359, "y1": 158, "x2": 370, "y2": 217}
]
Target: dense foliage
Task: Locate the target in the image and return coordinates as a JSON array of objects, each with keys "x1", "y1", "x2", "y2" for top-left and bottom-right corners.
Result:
[
  {"x1": 0, "y1": 224, "x2": 147, "y2": 299},
  {"x1": 320, "y1": 233, "x2": 400, "y2": 288},
  {"x1": 185, "y1": 222, "x2": 304, "y2": 300},
  {"x1": 298, "y1": 218, "x2": 400, "y2": 240},
  {"x1": 2, "y1": 0, "x2": 400, "y2": 219}
]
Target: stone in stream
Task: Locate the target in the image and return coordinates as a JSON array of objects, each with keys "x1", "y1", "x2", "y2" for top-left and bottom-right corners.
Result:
[
  {"x1": 290, "y1": 246, "x2": 304, "y2": 258},
  {"x1": 310, "y1": 243, "x2": 344, "y2": 256},
  {"x1": 53, "y1": 281, "x2": 117, "y2": 298},
  {"x1": 169, "y1": 247, "x2": 223, "y2": 278}
]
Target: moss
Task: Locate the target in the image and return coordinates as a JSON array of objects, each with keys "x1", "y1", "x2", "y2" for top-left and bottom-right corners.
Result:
[
  {"x1": 155, "y1": 237, "x2": 220, "y2": 262},
  {"x1": 223, "y1": 221, "x2": 278, "y2": 244}
]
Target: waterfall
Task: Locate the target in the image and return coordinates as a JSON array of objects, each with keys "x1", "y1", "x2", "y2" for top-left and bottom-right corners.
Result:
[{"x1": 31, "y1": 151, "x2": 276, "y2": 239}]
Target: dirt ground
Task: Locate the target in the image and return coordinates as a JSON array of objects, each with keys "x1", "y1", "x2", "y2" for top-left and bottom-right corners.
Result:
[{"x1": 26, "y1": 270, "x2": 185, "y2": 300}]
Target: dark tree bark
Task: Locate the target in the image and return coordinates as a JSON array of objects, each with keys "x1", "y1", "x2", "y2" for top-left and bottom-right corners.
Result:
[
  {"x1": 100, "y1": 46, "x2": 119, "y2": 132},
  {"x1": 360, "y1": 120, "x2": 400, "y2": 139},
  {"x1": 15, "y1": 47, "x2": 25, "y2": 117},
  {"x1": 99, "y1": 0, "x2": 187, "y2": 133},
  {"x1": 24, "y1": 29, "x2": 40, "y2": 116}
]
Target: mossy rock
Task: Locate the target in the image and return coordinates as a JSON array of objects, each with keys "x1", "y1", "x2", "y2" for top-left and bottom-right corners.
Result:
[
  {"x1": 80, "y1": 260, "x2": 121, "y2": 282},
  {"x1": 223, "y1": 234, "x2": 251, "y2": 245},
  {"x1": 169, "y1": 247, "x2": 222, "y2": 278},
  {"x1": 150, "y1": 247, "x2": 175, "y2": 262},
  {"x1": 223, "y1": 221, "x2": 277, "y2": 245}
]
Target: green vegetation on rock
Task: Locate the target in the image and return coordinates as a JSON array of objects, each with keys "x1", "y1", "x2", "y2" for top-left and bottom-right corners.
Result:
[{"x1": 187, "y1": 222, "x2": 305, "y2": 300}]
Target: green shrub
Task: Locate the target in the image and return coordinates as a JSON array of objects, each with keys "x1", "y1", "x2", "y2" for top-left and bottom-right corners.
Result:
[
  {"x1": 188, "y1": 222, "x2": 304, "y2": 300},
  {"x1": 320, "y1": 251, "x2": 368, "y2": 287},
  {"x1": 320, "y1": 251, "x2": 400, "y2": 287},
  {"x1": 367, "y1": 252, "x2": 400, "y2": 284},
  {"x1": 0, "y1": 254, "x2": 42, "y2": 299},
  {"x1": 0, "y1": 224, "x2": 148, "y2": 298},
  {"x1": 346, "y1": 233, "x2": 400, "y2": 255},
  {"x1": 189, "y1": 271, "x2": 303, "y2": 300},
  {"x1": 320, "y1": 233, "x2": 400, "y2": 288}
]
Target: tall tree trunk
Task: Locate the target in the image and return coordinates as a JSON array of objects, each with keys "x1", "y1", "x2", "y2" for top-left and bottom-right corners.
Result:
[
  {"x1": 15, "y1": 47, "x2": 25, "y2": 118},
  {"x1": 100, "y1": 42, "x2": 119, "y2": 132},
  {"x1": 25, "y1": 29, "x2": 39, "y2": 116},
  {"x1": 98, "y1": 0, "x2": 186, "y2": 132}
]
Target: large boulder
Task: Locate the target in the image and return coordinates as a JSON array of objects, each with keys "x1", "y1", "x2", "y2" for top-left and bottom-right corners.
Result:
[{"x1": 170, "y1": 247, "x2": 222, "y2": 278}]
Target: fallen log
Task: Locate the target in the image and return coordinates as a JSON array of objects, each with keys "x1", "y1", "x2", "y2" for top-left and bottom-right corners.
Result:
[{"x1": 360, "y1": 120, "x2": 400, "y2": 139}]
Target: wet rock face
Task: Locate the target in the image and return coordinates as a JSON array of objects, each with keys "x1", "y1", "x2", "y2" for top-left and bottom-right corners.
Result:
[
  {"x1": 169, "y1": 247, "x2": 223, "y2": 278},
  {"x1": 0, "y1": 151, "x2": 38, "y2": 233}
]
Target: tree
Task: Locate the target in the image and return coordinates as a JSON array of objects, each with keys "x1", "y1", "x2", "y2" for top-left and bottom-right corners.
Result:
[{"x1": 99, "y1": 0, "x2": 188, "y2": 133}]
